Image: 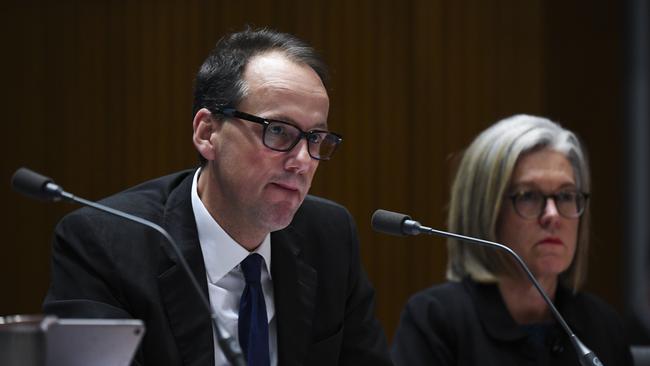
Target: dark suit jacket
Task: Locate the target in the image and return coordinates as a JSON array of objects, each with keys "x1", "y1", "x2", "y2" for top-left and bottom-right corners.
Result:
[
  {"x1": 43, "y1": 170, "x2": 391, "y2": 366},
  {"x1": 391, "y1": 278, "x2": 633, "y2": 366}
]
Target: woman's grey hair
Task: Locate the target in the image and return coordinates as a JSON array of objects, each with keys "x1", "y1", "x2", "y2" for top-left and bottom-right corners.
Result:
[{"x1": 446, "y1": 114, "x2": 591, "y2": 291}]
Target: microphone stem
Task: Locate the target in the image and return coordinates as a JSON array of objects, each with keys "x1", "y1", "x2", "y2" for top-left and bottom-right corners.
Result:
[
  {"x1": 421, "y1": 226, "x2": 572, "y2": 335},
  {"x1": 417, "y1": 224, "x2": 600, "y2": 365},
  {"x1": 60, "y1": 192, "x2": 247, "y2": 366}
]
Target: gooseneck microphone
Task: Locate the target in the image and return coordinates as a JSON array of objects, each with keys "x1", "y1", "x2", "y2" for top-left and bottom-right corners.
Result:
[
  {"x1": 11, "y1": 167, "x2": 247, "y2": 366},
  {"x1": 372, "y1": 209, "x2": 603, "y2": 366}
]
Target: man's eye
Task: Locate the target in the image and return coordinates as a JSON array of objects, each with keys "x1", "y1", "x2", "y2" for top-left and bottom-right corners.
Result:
[
  {"x1": 268, "y1": 124, "x2": 287, "y2": 136},
  {"x1": 307, "y1": 133, "x2": 323, "y2": 144}
]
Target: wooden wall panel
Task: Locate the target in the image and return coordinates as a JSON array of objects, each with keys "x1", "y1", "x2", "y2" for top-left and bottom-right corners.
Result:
[
  {"x1": 0, "y1": 0, "x2": 625, "y2": 342},
  {"x1": 543, "y1": 0, "x2": 624, "y2": 309}
]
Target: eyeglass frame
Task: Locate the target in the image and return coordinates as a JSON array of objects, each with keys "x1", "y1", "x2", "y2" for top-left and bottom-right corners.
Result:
[
  {"x1": 507, "y1": 189, "x2": 590, "y2": 219},
  {"x1": 211, "y1": 107, "x2": 343, "y2": 161}
]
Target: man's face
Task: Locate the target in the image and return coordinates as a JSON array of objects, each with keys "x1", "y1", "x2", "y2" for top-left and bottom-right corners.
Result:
[{"x1": 201, "y1": 52, "x2": 329, "y2": 241}]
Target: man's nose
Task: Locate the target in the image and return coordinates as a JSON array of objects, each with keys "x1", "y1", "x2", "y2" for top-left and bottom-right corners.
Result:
[{"x1": 285, "y1": 138, "x2": 314, "y2": 173}]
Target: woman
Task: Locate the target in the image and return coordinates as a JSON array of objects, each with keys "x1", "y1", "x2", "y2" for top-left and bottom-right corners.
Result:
[{"x1": 391, "y1": 115, "x2": 633, "y2": 365}]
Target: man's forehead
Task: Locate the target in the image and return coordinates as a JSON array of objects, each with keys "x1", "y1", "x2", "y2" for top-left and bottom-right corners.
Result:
[
  {"x1": 243, "y1": 52, "x2": 326, "y2": 94},
  {"x1": 236, "y1": 51, "x2": 330, "y2": 130}
]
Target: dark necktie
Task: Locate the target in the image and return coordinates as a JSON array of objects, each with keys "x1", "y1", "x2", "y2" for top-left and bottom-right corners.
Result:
[{"x1": 238, "y1": 253, "x2": 270, "y2": 366}]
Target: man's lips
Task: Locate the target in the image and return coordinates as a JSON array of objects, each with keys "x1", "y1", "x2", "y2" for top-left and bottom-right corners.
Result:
[
  {"x1": 537, "y1": 237, "x2": 564, "y2": 245},
  {"x1": 270, "y1": 182, "x2": 301, "y2": 192}
]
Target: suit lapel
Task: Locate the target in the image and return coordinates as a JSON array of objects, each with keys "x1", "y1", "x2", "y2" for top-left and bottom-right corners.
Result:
[
  {"x1": 153, "y1": 171, "x2": 319, "y2": 365},
  {"x1": 158, "y1": 172, "x2": 215, "y2": 366},
  {"x1": 271, "y1": 227, "x2": 318, "y2": 366}
]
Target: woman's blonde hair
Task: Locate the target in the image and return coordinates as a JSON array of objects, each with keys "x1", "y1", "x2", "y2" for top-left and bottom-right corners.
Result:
[{"x1": 446, "y1": 114, "x2": 591, "y2": 291}]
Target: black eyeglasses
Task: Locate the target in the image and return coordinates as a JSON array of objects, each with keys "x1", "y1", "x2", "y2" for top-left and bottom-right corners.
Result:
[
  {"x1": 508, "y1": 189, "x2": 590, "y2": 219},
  {"x1": 212, "y1": 107, "x2": 342, "y2": 161}
]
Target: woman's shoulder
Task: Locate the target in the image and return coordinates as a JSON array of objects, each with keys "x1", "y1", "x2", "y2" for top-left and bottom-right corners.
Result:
[
  {"x1": 562, "y1": 289, "x2": 627, "y2": 330},
  {"x1": 563, "y1": 289, "x2": 623, "y2": 318},
  {"x1": 408, "y1": 280, "x2": 470, "y2": 303},
  {"x1": 562, "y1": 290, "x2": 634, "y2": 365},
  {"x1": 404, "y1": 279, "x2": 483, "y2": 320}
]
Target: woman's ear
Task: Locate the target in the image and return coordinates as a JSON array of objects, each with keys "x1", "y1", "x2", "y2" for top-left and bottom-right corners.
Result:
[{"x1": 192, "y1": 108, "x2": 218, "y2": 161}]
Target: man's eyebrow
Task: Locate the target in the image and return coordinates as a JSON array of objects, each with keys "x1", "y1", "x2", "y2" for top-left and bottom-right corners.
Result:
[
  {"x1": 310, "y1": 122, "x2": 329, "y2": 130},
  {"x1": 267, "y1": 115, "x2": 329, "y2": 131}
]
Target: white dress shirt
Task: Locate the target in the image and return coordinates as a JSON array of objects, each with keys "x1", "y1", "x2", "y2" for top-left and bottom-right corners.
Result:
[{"x1": 191, "y1": 168, "x2": 277, "y2": 366}]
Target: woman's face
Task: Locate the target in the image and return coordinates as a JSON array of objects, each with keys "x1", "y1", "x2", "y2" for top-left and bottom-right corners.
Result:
[{"x1": 496, "y1": 148, "x2": 580, "y2": 281}]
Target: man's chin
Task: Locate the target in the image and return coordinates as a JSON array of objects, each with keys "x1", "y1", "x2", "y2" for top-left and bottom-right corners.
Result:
[{"x1": 263, "y1": 201, "x2": 301, "y2": 231}]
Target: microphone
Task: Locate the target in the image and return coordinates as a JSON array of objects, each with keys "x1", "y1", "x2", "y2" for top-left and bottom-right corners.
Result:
[
  {"x1": 10, "y1": 168, "x2": 65, "y2": 201},
  {"x1": 371, "y1": 209, "x2": 603, "y2": 366},
  {"x1": 11, "y1": 167, "x2": 247, "y2": 366}
]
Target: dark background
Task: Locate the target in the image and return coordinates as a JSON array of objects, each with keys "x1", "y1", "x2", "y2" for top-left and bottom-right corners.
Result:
[{"x1": 1, "y1": 0, "x2": 644, "y2": 342}]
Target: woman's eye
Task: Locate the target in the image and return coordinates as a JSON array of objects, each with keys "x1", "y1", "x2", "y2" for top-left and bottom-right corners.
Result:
[
  {"x1": 556, "y1": 191, "x2": 576, "y2": 202},
  {"x1": 518, "y1": 191, "x2": 538, "y2": 201}
]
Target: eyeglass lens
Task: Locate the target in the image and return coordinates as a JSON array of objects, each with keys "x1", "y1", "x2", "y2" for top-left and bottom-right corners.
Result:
[
  {"x1": 264, "y1": 121, "x2": 339, "y2": 160},
  {"x1": 512, "y1": 190, "x2": 586, "y2": 219}
]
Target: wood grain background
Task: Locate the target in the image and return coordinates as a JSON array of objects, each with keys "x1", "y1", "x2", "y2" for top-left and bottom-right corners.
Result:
[{"x1": 0, "y1": 0, "x2": 626, "y2": 340}]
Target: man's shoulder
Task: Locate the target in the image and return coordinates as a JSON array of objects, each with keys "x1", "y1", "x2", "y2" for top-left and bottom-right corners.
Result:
[
  {"x1": 300, "y1": 194, "x2": 347, "y2": 211},
  {"x1": 62, "y1": 169, "x2": 195, "y2": 223},
  {"x1": 285, "y1": 195, "x2": 356, "y2": 243},
  {"x1": 105, "y1": 169, "x2": 193, "y2": 202},
  {"x1": 302, "y1": 194, "x2": 346, "y2": 209},
  {"x1": 295, "y1": 195, "x2": 352, "y2": 221}
]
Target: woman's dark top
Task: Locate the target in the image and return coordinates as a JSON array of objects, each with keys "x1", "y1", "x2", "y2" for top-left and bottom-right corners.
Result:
[{"x1": 391, "y1": 278, "x2": 633, "y2": 366}]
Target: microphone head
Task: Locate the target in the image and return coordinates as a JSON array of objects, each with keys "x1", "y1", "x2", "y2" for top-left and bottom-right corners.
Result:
[
  {"x1": 371, "y1": 209, "x2": 412, "y2": 236},
  {"x1": 11, "y1": 167, "x2": 60, "y2": 201}
]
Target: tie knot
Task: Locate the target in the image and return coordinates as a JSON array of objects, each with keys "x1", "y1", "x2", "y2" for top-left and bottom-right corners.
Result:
[{"x1": 241, "y1": 253, "x2": 263, "y2": 284}]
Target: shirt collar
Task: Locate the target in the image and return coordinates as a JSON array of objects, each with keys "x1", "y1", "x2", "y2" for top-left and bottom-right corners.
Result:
[{"x1": 190, "y1": 168, "x2": 272, "y2": 283}]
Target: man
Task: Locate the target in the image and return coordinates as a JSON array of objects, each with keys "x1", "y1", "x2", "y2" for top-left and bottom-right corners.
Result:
[{"x1": 43, "y1": 28, "x2": 391, "y2": 366}]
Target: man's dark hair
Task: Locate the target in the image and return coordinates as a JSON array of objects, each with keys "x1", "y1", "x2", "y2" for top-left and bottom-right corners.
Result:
[{"x1": 192, "y1": 28, "x2": 329, "y2": 165}]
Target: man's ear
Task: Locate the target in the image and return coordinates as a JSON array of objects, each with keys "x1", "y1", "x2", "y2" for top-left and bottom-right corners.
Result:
[{"x1": 192, "y1": 108, "x2": 218, "y2": 161}]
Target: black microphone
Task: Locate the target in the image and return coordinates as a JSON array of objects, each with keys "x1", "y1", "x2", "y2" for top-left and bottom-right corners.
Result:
[
  {"x1": 371, "y1": 209, "x2": 603, "y2": 366},
  {"x1": 11, "y1": 168, "x2": 65, "y2": 201},
  {"x1": 11, "y1": 167, "x2": 247, "y2": 366}
]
